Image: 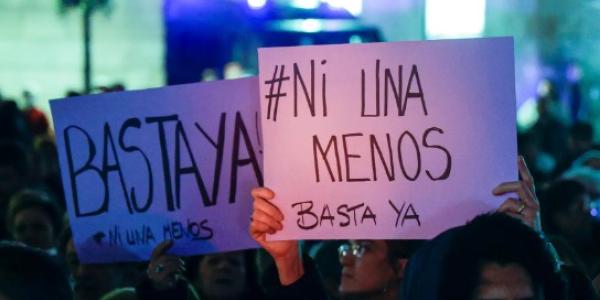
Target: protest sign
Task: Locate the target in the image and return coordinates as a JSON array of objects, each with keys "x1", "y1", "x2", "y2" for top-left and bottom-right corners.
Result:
[
  {"x1": 51, "y1": 78, "x2": 262, "y2": 263},
  {"x1": 258, "y1": 37, "x2": 517, "y2": 239}
]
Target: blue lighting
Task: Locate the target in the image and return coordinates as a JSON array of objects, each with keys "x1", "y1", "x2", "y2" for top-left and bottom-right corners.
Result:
[
  {"x1": 323, "y1": 0, "x2": 362, "y2": 16},
  {"x1": 591, "y1": 208, "x2": 598, "y2": 217},
  {"x1": 299, "y1": 19, "x2": 322, "y2": 33},
  {"x1": 248, "y1": 0, "x2": 267, "y2": 9},
  {"x1": 291, "y1": 0, "x2": 321, "y2": 9}
]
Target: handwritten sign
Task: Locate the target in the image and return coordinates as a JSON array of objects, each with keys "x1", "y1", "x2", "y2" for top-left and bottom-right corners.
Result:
[
  {"x1": 51, "y1": 78, "x2": 262, "y2": 263},
  {"x1": 258, "y1": 38, "x2": 517, "y2": 240}
]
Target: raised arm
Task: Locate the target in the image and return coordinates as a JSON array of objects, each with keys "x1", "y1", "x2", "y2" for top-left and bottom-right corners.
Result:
[{"x1": 249, "y1": 187, "x2": 304, "y2": 285}]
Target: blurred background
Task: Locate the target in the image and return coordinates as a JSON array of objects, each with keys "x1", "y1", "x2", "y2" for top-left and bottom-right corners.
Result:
[{"x1": 1, "y1": 0, "x2": 599, "y2": 132}]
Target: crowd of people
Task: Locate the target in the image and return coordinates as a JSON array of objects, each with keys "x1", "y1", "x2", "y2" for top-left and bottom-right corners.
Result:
[{"x1": 0, "y1": 80, "x2": 599, "y2": 300}]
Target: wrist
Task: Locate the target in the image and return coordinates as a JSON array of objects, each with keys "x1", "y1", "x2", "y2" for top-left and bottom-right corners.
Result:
[{"x1": 274, "y1": 247, "x2": 304, "y2": 285}]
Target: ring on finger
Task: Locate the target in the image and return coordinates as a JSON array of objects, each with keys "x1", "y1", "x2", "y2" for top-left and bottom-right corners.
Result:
[{"x1": 517, "y1": 202, "x2": 526, "y2": 214}]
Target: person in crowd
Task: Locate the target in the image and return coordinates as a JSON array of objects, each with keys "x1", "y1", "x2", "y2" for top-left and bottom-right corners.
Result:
[
  {"x1": 189, "y1": 250, "x2": 265, "y2": 299},
  {"x1": 567, "y1": 121, "x2": 596, "y2": 160},
  {"x1": 6, "y1": 189, "x2": 63, "y2": 252},
  {"x1": 23, "y1": 106, "x2": 50, "y2": 137},
  {"x1": 0, "y1": 101, "x2": 33, "y2": 148},
  {"x1": 0, "y1": 241, "x2": 73, "y2": 300},
  {"x1": 252, "y1": 185, "x2": 408, "y2": 300},
  {"x1": 561, "y1": 150, "x2": 600, "y2": 198},
  {"x1": 530, "y1": 80, "x2": 569, "y2": 164},
  {"x1": 554, "y1": 121, "x2": 597, "y2": 176},
  {"x1": 0, "y1": 141, "x2": 32, "y2": 240},
  {"x1": 60, "y1": 229, "x2": 135, "y2": 300},
  {"x1": 518, "y1": 132, "x2": 556, "y2": 187},
  {"x1": 138, "y1": 240, "x2": 266, "y2": 300},
  {"x1": 250, "y1": 157, "x2": 541, "y2": 300},
  {"x1": 401, "y1": 213, "x2": 567, "y2": 300},
  {"x1": 541, "y1": 179, "x2": 600, "y2": 276},
  {"x1": 136, "y1": 240, "x2": 197, "y2": 300},
  {"x1": 31, "y1": 136, "x2": 65, "y2": 208}
]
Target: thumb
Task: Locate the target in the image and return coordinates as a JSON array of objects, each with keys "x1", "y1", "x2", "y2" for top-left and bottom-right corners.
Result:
[{"x1": 151, "y1": 240, "x2": 174, "y2": 260}]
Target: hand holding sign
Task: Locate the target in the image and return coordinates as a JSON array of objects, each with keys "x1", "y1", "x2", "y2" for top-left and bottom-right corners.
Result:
[
  {"x1": 146, "y1": 240, "x2": 186, "y2": 290},
  {"x1": 249, "y1": 187, "x2": 304, "y2": 285},
  {"x1": 494, "y1": 156, "x2": 542, "y2": 232}
]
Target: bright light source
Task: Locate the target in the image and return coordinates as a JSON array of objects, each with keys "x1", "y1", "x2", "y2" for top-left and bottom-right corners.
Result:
[
  {"x1": 224, "y1": 62, "x2": 247, "y2": 79},
  {"x1": 592, "y1": 208, "x2": 598, "y2": 217},
  {"x1": 516, "y1": 97, "x2": 539, "y2": 131},
  {"x1": 201, "y1": 69, "x2": 218, "y2": 82},
  {"x1": 247, "y1": 0, "x2": 267, "y2": 9},
  {"x1": 291, "y1": 0, "x2": 321, "y2": 9},
  {"x1": 537, "y1": 79, "x2": 551, "y2": 97},
  {"x1": 300, "y1": 19, "x2": 322, "y2": 33},
  {"x1": 426, "y1": 0, "x2": 485, "y2": 38},
  {"x1": 345, "y1": 0, "x2": 362, "y2": 16},
  {"x1": 323, "y1": 0, "x2": 362, "y2": 16},
  {"x1": 325, "y1": 0, "x2": 343, "y2": 8},
  {"x1": 349, "y1": 34, "x2": 362, "y2": 44}
]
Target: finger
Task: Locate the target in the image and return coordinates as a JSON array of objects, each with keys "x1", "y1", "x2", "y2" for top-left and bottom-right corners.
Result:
[
  {"x1": 249, "y1": 219, "x2": 267, "y2": 238},
  {"x1": 252, "y1": 187, "x2": 275, "y2": 201},
  {"x1": 250, "y1": 219, "x2": 278, "y2": 239},
  {"x1": 522, "y1": 207, "x2": 539, "y2": 227},
  {"x1": 252, "y1": 210, "x2": 283, "y2": 231},
  {"x1": 518, "y1": 156, "x2": 535, "y2": 189},
  {"x1": 512, "y1": 207, "x2": 537, "y2": 227},
  {"x1": 158, "y1": 261, "x2": 182, "y2": 275},
  {"x1": 250, "y1": 219, "x2": 270, "y2": 235},
  {"x1": 151, "y1": 240, "x2": 174, "y2": 260},
  {"x1": 520, "y1": 181, "x2": 540, "y2": 209},
  {"x1": 492, "y1": 182, "x2": 535, "y2": 206},
  {"x1": 492, "y1": 181, "x2": 520, "y2": 196},
  {"x1": 150, "y1": 262, "x2": 182, "y2": 282},
  {"x1": 254, "y1": 197, "x2": 284, "y2": 221},
  {"x1": 150, "y1": 258, "x2": 180, "y2": 269},
  {"x1": 497, "y1": 197, "x2": 522, "y2": 214},
  {"x1": 497, "y1": 200, "x2": 531, "y2": 226}
]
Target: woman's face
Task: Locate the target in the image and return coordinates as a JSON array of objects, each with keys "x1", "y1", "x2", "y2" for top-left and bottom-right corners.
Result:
[
  {"x1": 338, "y1": 240, "x2": 397, "y2": 295},
  {"x1": 474, "y1": 263, "x2": 536, "y2": 300},
  {"x1": 12, "y1": 207, "x2": 55, "y2": 250},
  {"x1": 197, "y1": 251, "x2": 247, "y2": 300}
]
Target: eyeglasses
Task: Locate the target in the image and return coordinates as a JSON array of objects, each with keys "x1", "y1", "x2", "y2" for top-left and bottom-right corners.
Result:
[{"x1": 338, "y1": 242, "x2": 367, "y2": 259}]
